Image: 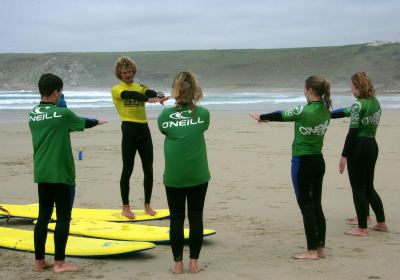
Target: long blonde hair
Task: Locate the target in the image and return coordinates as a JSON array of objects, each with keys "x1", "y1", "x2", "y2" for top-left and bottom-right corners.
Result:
[
  {"x1": 305, "y1": 75, "x2": 332, "y2": 109},
  {"x1": 172, "y1": 71, "x2": 203, "y2": 112},
  {"x1": 351, "y1": 72, "x2": 375, "y2": 98}
]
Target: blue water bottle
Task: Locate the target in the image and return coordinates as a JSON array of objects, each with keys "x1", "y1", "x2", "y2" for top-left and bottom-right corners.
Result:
[{"x1": 78, "y1": 150, "x2": 83, "y2": 160}]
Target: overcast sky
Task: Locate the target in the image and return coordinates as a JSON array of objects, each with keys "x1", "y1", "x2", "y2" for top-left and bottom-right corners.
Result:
[{"x1": 0, "y1": 0, "x2": 399, "y2": 53}]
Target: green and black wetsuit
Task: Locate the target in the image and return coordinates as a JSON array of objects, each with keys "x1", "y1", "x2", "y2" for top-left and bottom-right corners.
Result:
[
  {"x1": 261, "y1": 100, "x2": 330, "y2": 250},
  {"x1": 331, "y1": 96, "x2": 385, "y2": 228}
]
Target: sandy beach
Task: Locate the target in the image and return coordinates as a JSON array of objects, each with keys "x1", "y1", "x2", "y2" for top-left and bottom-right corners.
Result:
[{"x1": 0, "y1": 107, "x2": 399, "y2": 280}]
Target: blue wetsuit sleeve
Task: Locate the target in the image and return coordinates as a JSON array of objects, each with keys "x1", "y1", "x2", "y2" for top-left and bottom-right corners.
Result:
[
  {"x1": 260, "y1": 110, "x2": 284, "y2": 121},
  {"x1": 341, "y1": 128, "x2": 358, "y2": 157},
  {"x1": 84, "y1": 118, "x2": 99, "y2": 128},
  {"x1": 331, "y1": 108, "x2": 346, "y2": 119},
  {"x1": 57, "y1": 93, "x2": 67, "y2": 108}
]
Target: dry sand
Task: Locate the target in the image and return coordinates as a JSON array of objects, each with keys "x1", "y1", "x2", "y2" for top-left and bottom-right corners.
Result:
[{"x1": 0, "y1": 107, "x2": 399, "y2": 280}]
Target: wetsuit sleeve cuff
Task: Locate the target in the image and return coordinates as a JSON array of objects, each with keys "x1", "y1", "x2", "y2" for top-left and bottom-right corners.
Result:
[
  {"x1": 84, "y1": 118, "x2": 98, "y2": 128},
  {"x1": 260, "y1": 111, "x2": 284, "y2": 121},
  {"x1": 331, "y1": 108, "x2": 346, "y2": 119},
  {"x1": 145, "y1": 89, "x2": 158, "y2": 98}
]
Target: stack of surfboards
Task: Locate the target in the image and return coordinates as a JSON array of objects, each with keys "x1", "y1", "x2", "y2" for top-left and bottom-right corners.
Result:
[{"x1": 0, "y1": 204, "x2": 216, "y2": 257}]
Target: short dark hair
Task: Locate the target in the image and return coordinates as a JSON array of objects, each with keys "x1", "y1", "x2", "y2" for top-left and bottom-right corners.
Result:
[{"x1": 38, "y1": 73, "x2": 63, "y2": 97}]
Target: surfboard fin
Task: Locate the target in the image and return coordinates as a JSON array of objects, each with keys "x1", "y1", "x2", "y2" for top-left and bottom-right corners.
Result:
[{"x1": 0, "y1": 206, "x2": 11, "y2": 223}]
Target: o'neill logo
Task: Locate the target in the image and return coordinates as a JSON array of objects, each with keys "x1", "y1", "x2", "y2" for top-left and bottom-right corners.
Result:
[
  {"x1": 29, "y1": 106, "x2": 62, "y2": 122},
  {"x1": 169, "y1": 110, "x2": 193, "y2": 120},
  {"x1": 162, "y1": 110, "x2": 204, "y2": 128},
  {"x1": 299, "y1": 120, "x2": 329, "y2": 136}
]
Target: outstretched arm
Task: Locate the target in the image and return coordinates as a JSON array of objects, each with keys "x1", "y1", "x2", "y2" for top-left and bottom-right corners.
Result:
[
  {"x1": 121, "y1": 89, "x2": 164, "y2": 103},
  {"x1": 84, "y1": 118, "x2": 107, "y2": 128},
  {"x1": 249, "y1": 111, "x2": 283, "y2": 122}
]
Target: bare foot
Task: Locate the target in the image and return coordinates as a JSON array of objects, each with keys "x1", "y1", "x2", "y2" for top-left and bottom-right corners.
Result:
[
  {"x1": 371, "y1": 223, "x2": 388, "y2": 232},
  {"x1": 189, "y1": 259, "x2": 204, "y2": 273},
  {"x1": 317, "y1": 247, "x2": 326, "y2": 258},
  {"x1": 122, "y1": 205, "x2": 135, "y2": 219},
  {"x1": 292, "y1": 250, "x2": 319, "y2": 260},
  {"x1": 34, "y1": 259, "x2": 53, "y2": 272},
  {"x1": 345, "y1": 228, "x2": 368, "y2": 236},
  {"x1": 144, "y1": 203, "x2": 156, "y2": 216},
  {"x1": 346, "y1": 216, "x2": 372, "y2": 225},
  {"x1": 53, "y1": 261, "x2": 79, "y2": 273},
  {"x1": 170, "y1": 261, "x2": 183, "y2": 274}
]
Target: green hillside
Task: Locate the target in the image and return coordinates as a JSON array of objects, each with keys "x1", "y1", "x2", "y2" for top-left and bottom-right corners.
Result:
[{"x1": 0, "y1": 43, "x2": 399, "y2": 92}]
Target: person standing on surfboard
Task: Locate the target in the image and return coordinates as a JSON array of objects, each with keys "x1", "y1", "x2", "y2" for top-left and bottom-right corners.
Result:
[
  {"x1": 331, "y1": 72, "x2": 388, "y2": 236},
  {"x1": 29, "y1": 73, "x2": 106, "y2": 273},
  {"x1": 158, "y1": 72, "x2": 210, "y2": 274},
  {"x1": 249, "y1": 75, "x2": 331, "y2": 260},
  {"x1": 111, "y1": 56, "x2": 168, "y2": 219}
]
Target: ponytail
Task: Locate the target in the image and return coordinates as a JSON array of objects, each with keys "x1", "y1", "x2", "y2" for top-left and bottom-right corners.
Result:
[
  {"x1": 305, "y1": 75, "x2": 332, "y2": 109},
  {"x1": 322, "y1": 80, "x2": 332, "y2": 109}
]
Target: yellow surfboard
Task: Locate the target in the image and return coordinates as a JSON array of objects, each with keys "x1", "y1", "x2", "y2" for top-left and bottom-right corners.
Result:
[
  {"x1": 47, "y1": 219, "x2": 216, "y2": 243},
  {"x1": 0, "y1": 227, "x2": 155, "y2": 257},
  {"x1": 0, "y1": 204, "x2": 169, "y2": 222}
]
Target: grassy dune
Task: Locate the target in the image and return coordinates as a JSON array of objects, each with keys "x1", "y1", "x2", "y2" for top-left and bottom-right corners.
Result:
[{"x1": 0, "y1": 43, "x2": 399, "y2": 92}]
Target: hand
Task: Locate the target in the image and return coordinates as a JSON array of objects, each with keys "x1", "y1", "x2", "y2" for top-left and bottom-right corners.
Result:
[
  {"x1": 97, "y1": 120, "x2": 108, "y2": 125},
  {"x1": 249, "y1": 113, "x2": 261, "y2": 121},
  {"x1": 147, "y1": 97, "x2": 160, "y2": 103},
  {"x1": 339, "y1": 156, "x2": 347, "y2": 174},
  {"x1": 159, "y1": 96, "x2": 170, "y2": 105},
  {"x1": 249, "y1": 113, "x2": 269, "y2": 122}
]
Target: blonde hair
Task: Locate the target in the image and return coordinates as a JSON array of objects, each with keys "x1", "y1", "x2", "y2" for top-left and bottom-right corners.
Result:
[
  {"x1": 114, "y1": 56, "x2": 137, "y2": 80},
  {"x1": 172, "y1": 72, "x2": 203, "y2": 112},
  {"x1": 351, "y1": 72, "x2": 375, "y2": 98},
  {"x1": 305, "y1": 75, "x2": 332, "y2": 109}
]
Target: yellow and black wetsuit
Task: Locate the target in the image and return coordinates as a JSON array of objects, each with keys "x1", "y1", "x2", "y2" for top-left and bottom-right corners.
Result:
[{"x1": 111, "y1": 81, "x2": 158, "y2": 205}]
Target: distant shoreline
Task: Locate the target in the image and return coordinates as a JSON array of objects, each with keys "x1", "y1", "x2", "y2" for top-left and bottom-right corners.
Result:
[{"x1": 1, "y1": 86, "x2": 398, "y2": 95}]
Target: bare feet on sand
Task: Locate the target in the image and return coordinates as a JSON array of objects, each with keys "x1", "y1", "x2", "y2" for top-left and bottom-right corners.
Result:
[
  {"x1": 292, "y1": 250, "x2": 319, "y2": 260},
  {"x1": 53, "y1": 261, "x2": 79, "y2": 273},
  {"x1": 189, "y1": 259, "x2": 203, "y2": 273},
  {"x1": 317, "y1": 247, "x2": 326, "y2": 258},
  {"x1": 170, "y1": 261, "x2": 183, "y2": 274},
  {"x1": 346, "y1": 216, "x2": 372, "y2": 225},
  {"x1": 144, "y1": 203, "x2": 156, "y2": 216},
  {"x1": 345, "y1": 228, "x2": 368, "y2": 236},
  {"x1": 34, "y1": 259, "x2": 53, "y2": 272},
  {"x1": 371, "y1": 223, "x2": 388, "y2": 232},
  {"x1": 122, "y1": 205, "x2": 135, "y2": 219}
]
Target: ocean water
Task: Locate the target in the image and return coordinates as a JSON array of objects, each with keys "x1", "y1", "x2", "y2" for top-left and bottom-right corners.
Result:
[{"x1": 1, "y1": 90, "x2": 400, "y2": 111}]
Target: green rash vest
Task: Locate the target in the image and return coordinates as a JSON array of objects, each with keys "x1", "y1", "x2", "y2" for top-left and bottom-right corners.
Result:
[
  {"x1": 158, "y1": 105, "x2": 211, "y2": 187},
  {"x1": 29, "y1": 104, "x2": 85, "y2": 186},
  {"x1": 343, "y1": 96, "x2": 381, "y2": 138},
  {"x1": 281, "y1": 101, "x2": 330, "y2": 157}
]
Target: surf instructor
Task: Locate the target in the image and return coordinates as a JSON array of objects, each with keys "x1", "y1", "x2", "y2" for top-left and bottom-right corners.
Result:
[
  {"x1": 111, "y1": 56, "x2": 168, "y2": 219},
  {"x1": 29, "y1": 73, "x2": 106, "y2": 273}
]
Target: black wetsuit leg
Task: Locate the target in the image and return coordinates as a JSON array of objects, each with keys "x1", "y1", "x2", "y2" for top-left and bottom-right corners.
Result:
[
  {"x1": 137, "y1": 124, "x2": 153, "y2": 204},
  {"x1": 292, "y1": 155, "x2": 326, "y2": 250},
  {"x1": 165, "y1": 186, "x2": 186, "y2": 262},
  {"x1": 34, "y1": 183, "x2": 72, "y2": 261},
  {"x1": 187, "y1": 183, "x2": 208, "y2": 259},
  {"x1": 348, "y1": 138, "x2": 385, "y2": 228},
  {"x1": 165, "y1": 183, "x2": 208, "y2": 261},
  {"x1": 120, "y1": 122, "x2": 154, "y2": 205}
]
